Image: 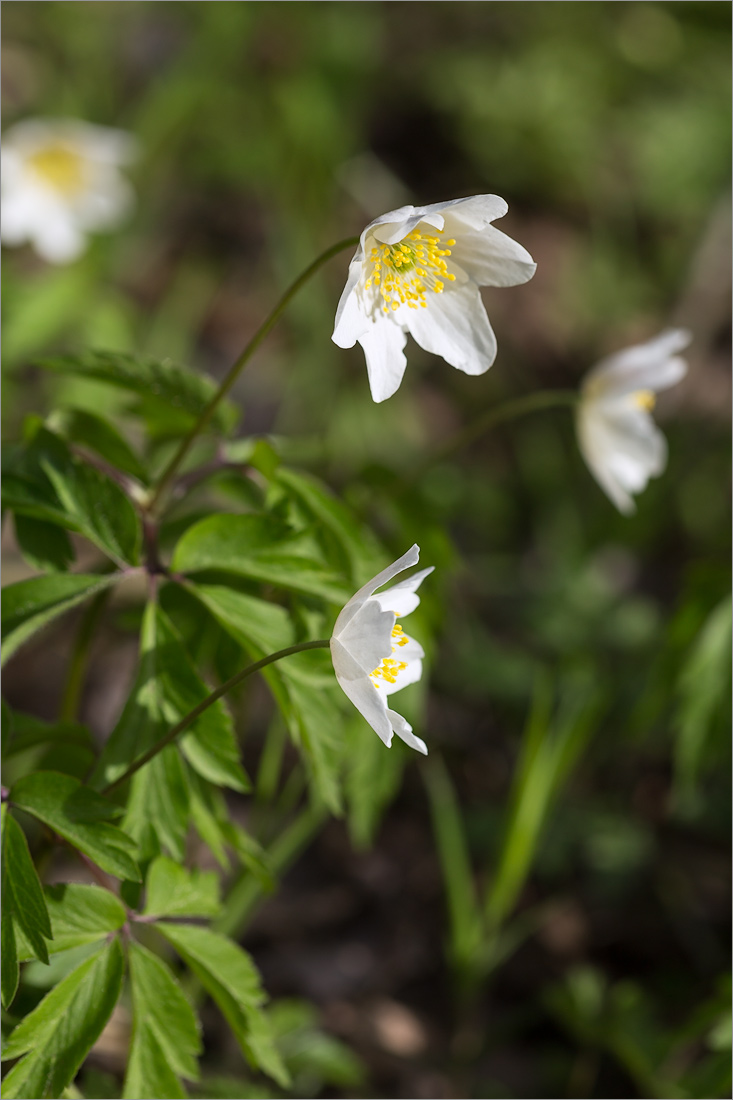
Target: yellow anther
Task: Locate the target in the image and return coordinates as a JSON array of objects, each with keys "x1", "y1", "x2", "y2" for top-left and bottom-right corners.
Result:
[
  {"x1": 634, "y1": 390, "x2": 656, "y2": 411},
  {"x1": 365, "y1": 228, "x2": 457, "y2": 313},
  {"x1": 28, "y1": 143, "x2": 86, "y2": 195}
]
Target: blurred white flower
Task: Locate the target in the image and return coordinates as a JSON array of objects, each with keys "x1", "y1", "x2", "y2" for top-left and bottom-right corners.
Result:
[
  {"x1": 1, "y1": 118, "x2": 137, "y2": 263},
  {"x1": 330, "y1": 544, "x2": 433, "y2": 754},
  {"x1": 577, "y1": 329, "x2": 691, "y2": 514},
  {"x1": 332, "y1": 195, "x2": 536, "y2": 402}
]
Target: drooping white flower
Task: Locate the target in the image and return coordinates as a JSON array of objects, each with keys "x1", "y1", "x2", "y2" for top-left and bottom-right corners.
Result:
[
  {"x1": 1, "y1": 118, "x2": 137, "y2": 264},
  {"x1": 332, "y1": 195, "x2": 536, "y2": 402},
  {"x1": 330, "y1": 545, "x2": 433, "y2": 754},
  {"x1": 577, "y1": 329, "x2": 691, "y2": 514}
]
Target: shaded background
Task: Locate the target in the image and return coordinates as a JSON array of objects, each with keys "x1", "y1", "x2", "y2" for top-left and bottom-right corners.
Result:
[{"x1": 2, "y1": 3, "x2": 731, "y2": 1098}]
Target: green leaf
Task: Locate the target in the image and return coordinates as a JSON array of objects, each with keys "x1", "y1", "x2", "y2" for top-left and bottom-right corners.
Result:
[
  {"x1": 123, "y1": 746, "x2": 190, "y2": 862},
  {"x1": 157, "y1": 923, "x2": 289, "y2": 1088},
  {"x1": 1, "y1": 941, "x2": 124, "y2": 1099},
  {"x1": 41, "y1": 444, "x2": 141, "y2": 567},
  {"x1": 92, "y1": 602, "x2": 249, "y2": 796},
  {"x1": 11, "y1": 772, "x2": 140, "y2": 882},
  {"x1": 171, "y1": 514, "x2": 351, "y2": 603},
  {"x1": 2, "y1": 710, "x2": 93, "y2": 759},
  {"x1": 189, "y1": 585, "x2": 294, "y2": 653},
  {"x1": 13, "y1": 514, "x2": 75, "y2": 573},
  {"x1": 143, "y1": 856, "x2": 221, "y2": 918},
  {"x1": 275, "y1": 467, "x2": 384, "y2": 585},
  {"x1": 40, "y1": 349, "x2": 238, "y2": 436},
  {"x1": 1, "y1": 808, "x2": 53, "y2": 987},
  {"x1": 50, "y1": 406, "x2": 148, "y2": 483},
  {"x1": 2, "y1": 881, "x2": 19, "y2": 1011},
  {"x1": 4, "y1": 423, "x2": 141, "y2": 566},
  {"x1": 674, "y1": 596, "x2": 732, "y2": 814},
  {"x1": 188, "y1": 583, "x2": 343, "y2": 812},
  {"x1": 2, "y1": 573, "x2": 119, "y2": 668},
  {"x1": 1, "y1": 805, "x2": 54, "y2": 1007},
  {"x1": 15, "y1": 884, "x2": 127, "y2": 960},
  {"x1": 123, "y1": 943, "x2": 201, "y2": 1100}
]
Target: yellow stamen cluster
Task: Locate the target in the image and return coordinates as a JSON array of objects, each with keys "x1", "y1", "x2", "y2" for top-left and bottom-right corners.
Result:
[
  {"x1": 370, "y1": 623, "x2": 410, "y2": 688},
  {"x1": 634, "y1": 390, "x2": 656, "y2": 411},
  {"x1": 364, "y1": 230, "x2": 457, "y2": 314},
  {"x1": 27, "y1": 143, "x2": 86, "y2": 196}
]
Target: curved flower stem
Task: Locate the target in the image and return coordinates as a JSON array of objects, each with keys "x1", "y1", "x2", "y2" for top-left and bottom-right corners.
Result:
[
  {"x1": 145, "y1": 235, "x2": 360, "y2": 515},
  {"x1": 101, "y1": 639, "x2": 331, "y2": 796},
  {"x1": 402, "y1": 389, "x2": 579, "y2": 493}
]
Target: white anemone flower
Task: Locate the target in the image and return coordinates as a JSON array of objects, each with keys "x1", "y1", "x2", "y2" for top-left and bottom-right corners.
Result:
[
  {"x1": 1, "y1": 118, "x2": 137, "y2": 264},
  {"x1": 577, "y1": 329, "x2": 691, "y2": 514},
  {"x1": 332, "y1": 195, "x2": 536, "y2": 402},
  {"x1": 330, "y1": 544, "x2": 433, "y2": 754}
]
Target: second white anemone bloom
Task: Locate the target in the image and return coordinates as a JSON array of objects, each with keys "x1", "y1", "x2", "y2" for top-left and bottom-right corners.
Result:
[
  {"x1": 332, "y1": 195, "x2": 536, "y2": 402},
  {"x1": 577, "y1": 329, "x2": 691, "y2": 514},
  {"x1": 330, "y1": 545, "x2": 433, "y2": 755},
  {"x1": 1, "y1": 118, "x2": 137, "y2": 264}
]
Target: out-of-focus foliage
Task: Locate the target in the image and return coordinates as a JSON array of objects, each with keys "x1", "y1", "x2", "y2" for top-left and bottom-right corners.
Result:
[{"x1": 2, "y1": 3, "x2": 729, "y2": 1099}]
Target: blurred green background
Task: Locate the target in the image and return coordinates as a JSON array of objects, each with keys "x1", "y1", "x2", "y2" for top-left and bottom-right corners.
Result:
[{"x1": 2, "y1": 3, "x2": 730, "y2": 1098}]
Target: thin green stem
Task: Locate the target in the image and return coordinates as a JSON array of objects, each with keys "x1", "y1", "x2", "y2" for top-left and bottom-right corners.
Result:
[
  {"x1": 402, "y1": 389, "x2": 578, "y2": 493},
  {"x1": 214, "y1": 801, "x2": 328, "y2": 938},
  {"x1": 59, "y1": 589, "x2": 110, "y2": 722},
  {"x1": 101, "y1": 639, "x2": 331, "y2": 795},
  {"x1": 145, "y1": 235, "x2": 360, "y2": 514}
]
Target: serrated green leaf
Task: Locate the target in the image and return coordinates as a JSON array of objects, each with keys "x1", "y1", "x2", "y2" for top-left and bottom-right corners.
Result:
[
  {"x1": 4, "y1": 423, "x2": 141, "y2": 565},
  {"x1": 1, "y1": 573, "x2": 119, "y2": 667},
  {"x1": 2, "y1": 885, "x2": 19, "y2": 1011},
  {"x1": 143, "y1": 856, "x2": 221, "y2": 918},
  {"x1": 13, "y1": 514, "x2": 75, "y2": 573},
  {"x1": 190, "y1": 585, "x2": 294, "y2": 653},
  {"x1": 2, "y1": 809, "x2": 52, "y2": 993},
  {"x1": 123, "y1": 943, "x2": 201, "y2": 1099},
  {"x1": 276, "y1": 467, "x2": 384, "y2": 585},
  {"x1": 50, "y1": 406, "x2": 148, "y2": 483},
  {"x1": 92, "y1": 602, "x2": 249, "y2": 796},
  {"x1": 157, "y1": 923, "x2": 289, "y2": 1088},
  {"x1": 1, "y1": 940, "x2": 124, "y2": 1099},
  {"x1": 15, "y1": 884, "x2": 127, "y2": 960},
  {"x1": 188, "y1": 583, "x2": 343, "y2": 812},
  {"x1": 41, "y1": 449, "x2": 140, "y2": 567},
  {"x1": 123, "y1": 746, "x2": 190, "y2": 862},
  {"x1": 40, "y1": 349, "x2": 238, "y2": 436},
  {"x1": 11, "y1": 772, "x2": 140, "y2": 882},
  {"x1": 171, "y1": 514, "x2": 350, "y2": 603},
  {"x1": 3, "y1": 710, "x2": 93, "y2": 759}
]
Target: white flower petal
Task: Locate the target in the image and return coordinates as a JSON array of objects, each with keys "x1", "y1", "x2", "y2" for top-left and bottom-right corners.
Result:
[
  {"x1": 578, "y1": 403, "x2": 667, "y2": 514},
  {"x1": 32, "y1": 212, "x2": 87, "y2": 264},
  {"x1": 332, "y1": 545, "x2": 421, "y2": 635},
  {"x1": 448, "y1": 223, "x2": 536, "y2": 288},
  {"x1": 366, "y1": 205, "x2": 445, "y2": 246},
  {"x1": 1, "y1": 116, "x2": 136, "y2": 264},
  {"x1": 358, "y1": 317, "x2": 409, "y2": 403},
  {"x1": 405, "y1": 281, "x2": 497, "y2": 376},
  {"x1": 336, "y1": 599, "x2": 395, "y2": 676},
  {"x1": 585, "y1": 329, "x2": 691, "y2": 399},
  {"x1": 332, "y1": 253, "x2": 368, "y2": 347},
  {"x1": 387, "y1": 709, "x2": 428, "y2": 755},
  {"x1": 420, "y1": 194, "x2": 509, "y2": 227},
  {"x1": 372, "y1": 566, "x2": 434, "y2": 617},
  {"x1": 330, "y1": 639, "x2": 393, "y2": 746}
]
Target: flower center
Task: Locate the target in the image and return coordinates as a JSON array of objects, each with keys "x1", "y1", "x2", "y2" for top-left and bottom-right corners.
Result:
[
  {"x1": 634, "y1": 390, "x2": 656, "y2": 411},
  {"x1": 365, "y1": 230, "x2": 457, "y2": 314},
  {"x1": 27, "y1": 143, "x2": 86, "y2": 196},
  {"x1": 370, "y1": 623, "x2": 411, "y2": 688}
]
